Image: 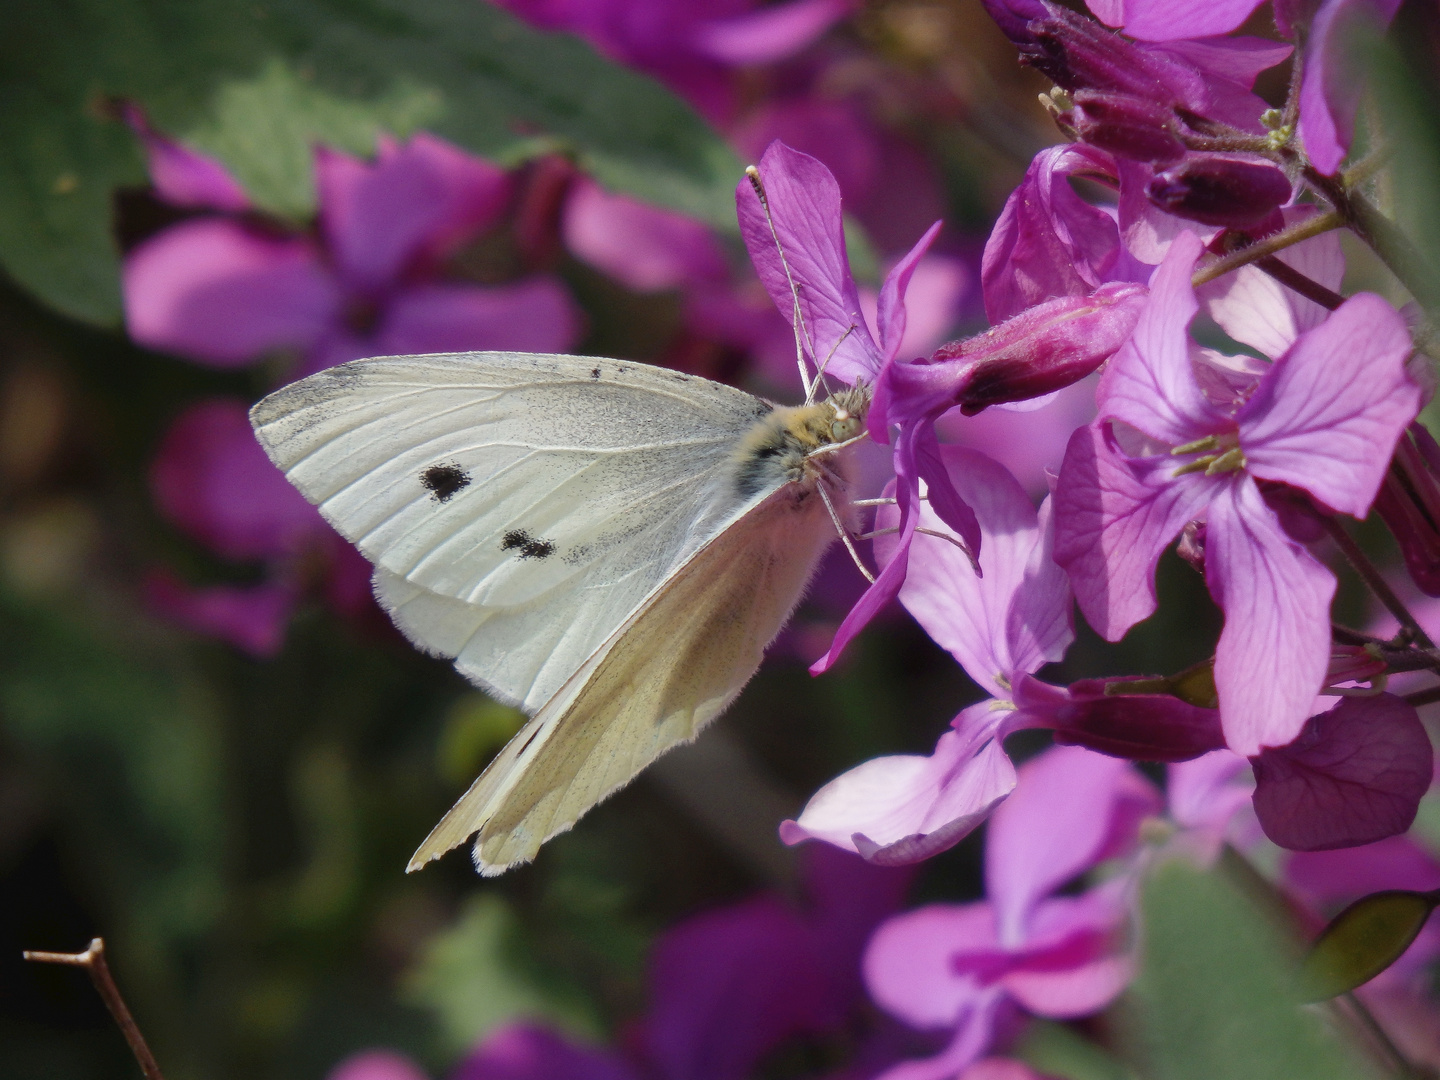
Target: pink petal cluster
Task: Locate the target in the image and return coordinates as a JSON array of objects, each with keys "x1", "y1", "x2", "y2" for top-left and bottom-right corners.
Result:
[
  {"x1": 862, "y1": 746, "x2": 1159, "y2": 1079},
  {"x1": 125, "y1": 131, "x2": 579, "y2": 375}
]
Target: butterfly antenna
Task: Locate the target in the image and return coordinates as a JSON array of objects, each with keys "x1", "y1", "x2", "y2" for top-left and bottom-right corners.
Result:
[
  {"x1": 812, "y1": 324, "x2": 855, "y2": 400},
  {"x1": 746, "y1": 166, "x2": 821, "y2": 403},
  {"x1": 816, "y1": 483, "x2": 875, "y2": 584}
]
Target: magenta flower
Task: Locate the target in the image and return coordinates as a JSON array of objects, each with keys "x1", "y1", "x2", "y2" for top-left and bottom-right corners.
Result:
[
  {"x1": 780, "y1": 447, "x2": 1071, "y2": 863},
  {"x1": 1053, "y1": 230, "x2": 1420, "y2": 754},
  {"x1": 1295, "y1": 0, "x2": 1404, "y2": 174},
  {"x1": 736, "y1": 140, "x2": 980, "y2": 667},
  {"x1": 493, "y1": 0, "x2": 855, "y2": 123},
  {"x1": 124, "y1": 132, "x2": 580, "y2": 375},
  {"x1": 862, "y1": 746, "x2": 1159, "y2": 1080},
  {"x1": 147, "y1": 398, "x2": 371, "y2": 656}
]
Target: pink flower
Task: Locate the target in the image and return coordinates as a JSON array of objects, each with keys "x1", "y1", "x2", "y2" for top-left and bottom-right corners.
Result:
[
  {"x1": 147, "y1": 398, "x2": 371, "y2": 656},
  {"x1": 862, "y1": 746, "x2": 1159, "y2": 1080},
  {"x1": 780, "y1": 448, "x2": 1070, "y2": 863},
  {"x1": 493, "y1": 0, "x2": 855, "y2": 124},
  {"x1": 124, "y1": 132, "x2": 580, "y2": 375},
  {"x1": 1053, "y1": 230, "x2": 1420, "y2": 754}
]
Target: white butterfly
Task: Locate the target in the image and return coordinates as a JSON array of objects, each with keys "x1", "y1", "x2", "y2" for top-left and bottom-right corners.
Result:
[{"x1": 250, "y1": 350, "x2": 869, "y2": 874}]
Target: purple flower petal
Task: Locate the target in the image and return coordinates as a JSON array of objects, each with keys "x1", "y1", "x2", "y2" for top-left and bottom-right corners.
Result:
[
  {"x1": 377, "y1": 278, "x2": 582, "y2": 356},
  {"x1": 1206, "y1": 477, "x2": 1336, "y2": 755},
  {"x1": 865, "y1": 905, "x2": 1001, "y2": 1029},
  {"x1": 1167, "y1": 749, "x2": 1253, "y2": 831},
  {"x1": 643, "y1": 896, "x2": 832, "y2": 1080},
  {"x1": 982, "y1": 145, "x2": 1123, "y2": 324},
  {"x1": 563, "y1": 178, "x2": 729, "y2": 292},
  {"x1": 986, "y1": 746, "x2": 1160, "y2": 945},
  {"x1": 1285, "y1": 834, "x2": 1440, "y2": 905},
  {"x1": 316, "y1": 133, "x2": 511, "y2": 294},
  {"x1": 1096, "y1": 230, "x2": 1226, "y2": 446},
  {"x1": 453, "y1": 1023, "x2": 636, "y2": 1080},
  {"x1": 1151, "y1": 36, "x2": 1294, "y2": 87},
  {"x1": 146, "y1": 571, "x2": 295, "y2": 658},
  {"x1": 999, "y1": 883, "x2": 1133, "y2": 1017},
  {"x1": 1052, "y1": 423, "x2": 1217, "y2": 641},
  {"x1": 1239, "y1": 293, "x2": 1419, "y2": 519},
  {"x1": 1106, "y1": 0, "x2": 1266, "y2": 41},
  {"x1": 876, "y1": 221, "x2": 944, "y2": 361},
  {"x1": 876, "y1": 447, "x2": 1070, "y2": 695},
  {"x1": 124, "y1": 219, "x2": 339, "y2": 367},
  {"x1": 121, "y1": 103, "x2": 251, "y2": 212},
  {"x1": 781, "y1": 705, "x2": 1019, "y2": 865},
  {"x1": 1252, "y1": 694, "x2": 1433, "y2": 850},
  {"x1": 811, "y1": 424, "x2": 924, "y2": 673},
  {"x1": 736, "y1": 140, "x2": 885, "y2": 386},
  {"x1": 1198, "y1": 208, "x2": 1346, "y2": 359},
  {"x1": 326, "y1": 1049, "x2": 430, "y2": 1080},
  {"x1": 690, "y1": 0, "x2": 854, "y2": 64},
  {"x1": 1299, "y1": 0, "x2": 1405, "y2": 175},
  {"x1": 150, "y1": 398, "x2": 328, "y2": 561}
]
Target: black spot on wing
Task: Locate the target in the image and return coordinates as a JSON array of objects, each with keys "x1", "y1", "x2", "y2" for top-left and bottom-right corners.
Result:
[
  {"x1": 501, "y1": 529, "x2": 557, "y2": 560},
  {"x1": 591, "y1": 367, "x2": 602, "y2": 379},
  {"x1": 420, "y1": 463, "x2": 471, "y2": 502}
]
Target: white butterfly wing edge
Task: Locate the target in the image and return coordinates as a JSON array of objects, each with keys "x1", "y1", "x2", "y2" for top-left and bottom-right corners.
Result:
[{"x1": 409, "y1": 477, "x2": 839, "y2": 875}]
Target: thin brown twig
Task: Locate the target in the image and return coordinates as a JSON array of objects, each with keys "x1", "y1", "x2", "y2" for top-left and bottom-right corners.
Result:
[
  {"x1": 1190, "y1": 211, "x2": 1344, "y2": 288},
  {"x1": 24, "y1": 938, "x2": 164, "y2": 1080},
  {"x1": 1323, "y1": 517, "x2": 1436, "y2": 649},
  {"x1": 1404, "y1": 685, "x2": 1440, "y2": 708},
  {"x1": 1255, "y1": 256, "x2": 1345, "y2": 311}
]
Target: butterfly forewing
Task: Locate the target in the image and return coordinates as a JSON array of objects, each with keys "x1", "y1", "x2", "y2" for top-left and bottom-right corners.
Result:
[
  {"x1": 408, "y1": 478, "x2": 838, "y2": 874},
  {"x1": 251, "y1": 351, "x2": 777, "y2": 711}
]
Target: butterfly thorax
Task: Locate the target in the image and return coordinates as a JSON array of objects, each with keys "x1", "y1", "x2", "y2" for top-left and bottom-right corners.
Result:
[{"x1": 730, "y1": 385, "x2": 871, "y2": 499}]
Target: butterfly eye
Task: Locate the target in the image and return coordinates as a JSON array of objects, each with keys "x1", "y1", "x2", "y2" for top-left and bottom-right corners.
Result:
[{"x1": 831, "y1": 416, "x2": 860, "y2": 442}]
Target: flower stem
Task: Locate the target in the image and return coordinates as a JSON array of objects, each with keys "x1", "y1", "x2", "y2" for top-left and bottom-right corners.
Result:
[
  {"x1": 1323, "y1": 517, "x2": 1435, "y2": 649},
  {"x1": 1255, "y1": 256, "x2": 1345, "y2": 311},
  {"x1": 23, "y1": 938, "x2": 165, "y2": 1080},
  {"x1": 1190, "y1": 211, "x2": 1344, "y2": 288},
  {"x1": 1404, "y1": 684, "x2": 1440, "y2": 707},
  {"x1": 1304, "y1": 166, "x2": 1440, "y2": 316}
]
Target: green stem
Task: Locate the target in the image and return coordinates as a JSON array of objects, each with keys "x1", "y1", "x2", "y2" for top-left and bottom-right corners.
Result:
[{"x1": 1190, "y1": 211, "x2": 1344, "y2": 288}]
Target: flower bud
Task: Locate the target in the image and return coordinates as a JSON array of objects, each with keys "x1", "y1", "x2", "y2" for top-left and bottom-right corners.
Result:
[
  {"x1": 1022, "y1": 2, "x2": 1176, "y2": 102},
  {"x1": 937, "y1": 282, "x2": 1146, "y2": 414},
  {"x1": 1011, "y1": 673, "x2": 1226, "y2": 762},
  {"x1": 1071, "y1": 90, "x2": 1186, "y2": 164},
  {"x1": 1147, "y1": 154, "x2": 1293, "y2": 227},
  {"x1": 1374, "y1": 423, "x2": 1440, "y2": 595}
]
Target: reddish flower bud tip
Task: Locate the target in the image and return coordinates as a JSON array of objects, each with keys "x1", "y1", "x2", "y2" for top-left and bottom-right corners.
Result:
[
  {"x1": 934, "y1": 282, "x2": 1147, "y2": 414},
  {"x1": 1147, "y1": 154, "x2": 1293, "y2": 228},
  {"x1": 1072, "y1": 90, "x2": 1186, "y2": 164}
]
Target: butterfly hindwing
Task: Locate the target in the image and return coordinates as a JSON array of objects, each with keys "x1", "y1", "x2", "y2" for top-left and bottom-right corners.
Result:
[{"x1": 407, "y1": 479, "x2": 838, "y2": 874}]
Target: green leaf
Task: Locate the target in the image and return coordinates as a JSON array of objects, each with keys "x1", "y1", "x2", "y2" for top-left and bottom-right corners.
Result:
[
  {"x1": 1123, "y1": 859, "x2": 1373, "y2": 1080},
  {"x1": 0, "y1": 0, "x2": 741, "y2": 325},
  {"x1": 1301, "y1": 889, "x2": 1438, "y2": 1002}
]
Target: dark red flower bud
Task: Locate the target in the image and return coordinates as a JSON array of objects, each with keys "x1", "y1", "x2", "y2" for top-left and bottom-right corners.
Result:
[
  {"x1": 1147, "y1": 154, "x2": 1293, "y2": 228},
  {"x1": 1023, "y1": 3, "x2": 1178, "y2": 103},
  {"x1": 870, "y1": 283, "x2": 1147, "y2": 430},
  {"x1": 1071, "y1": 90, "x2": 1186, "y2": 164},
  {"x1": 1011, "y1": 673, "x2": 1227, "y2": 762},
  {"x1": 1374, "y1": 424, "x2": 1440, "y2": 595}
]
